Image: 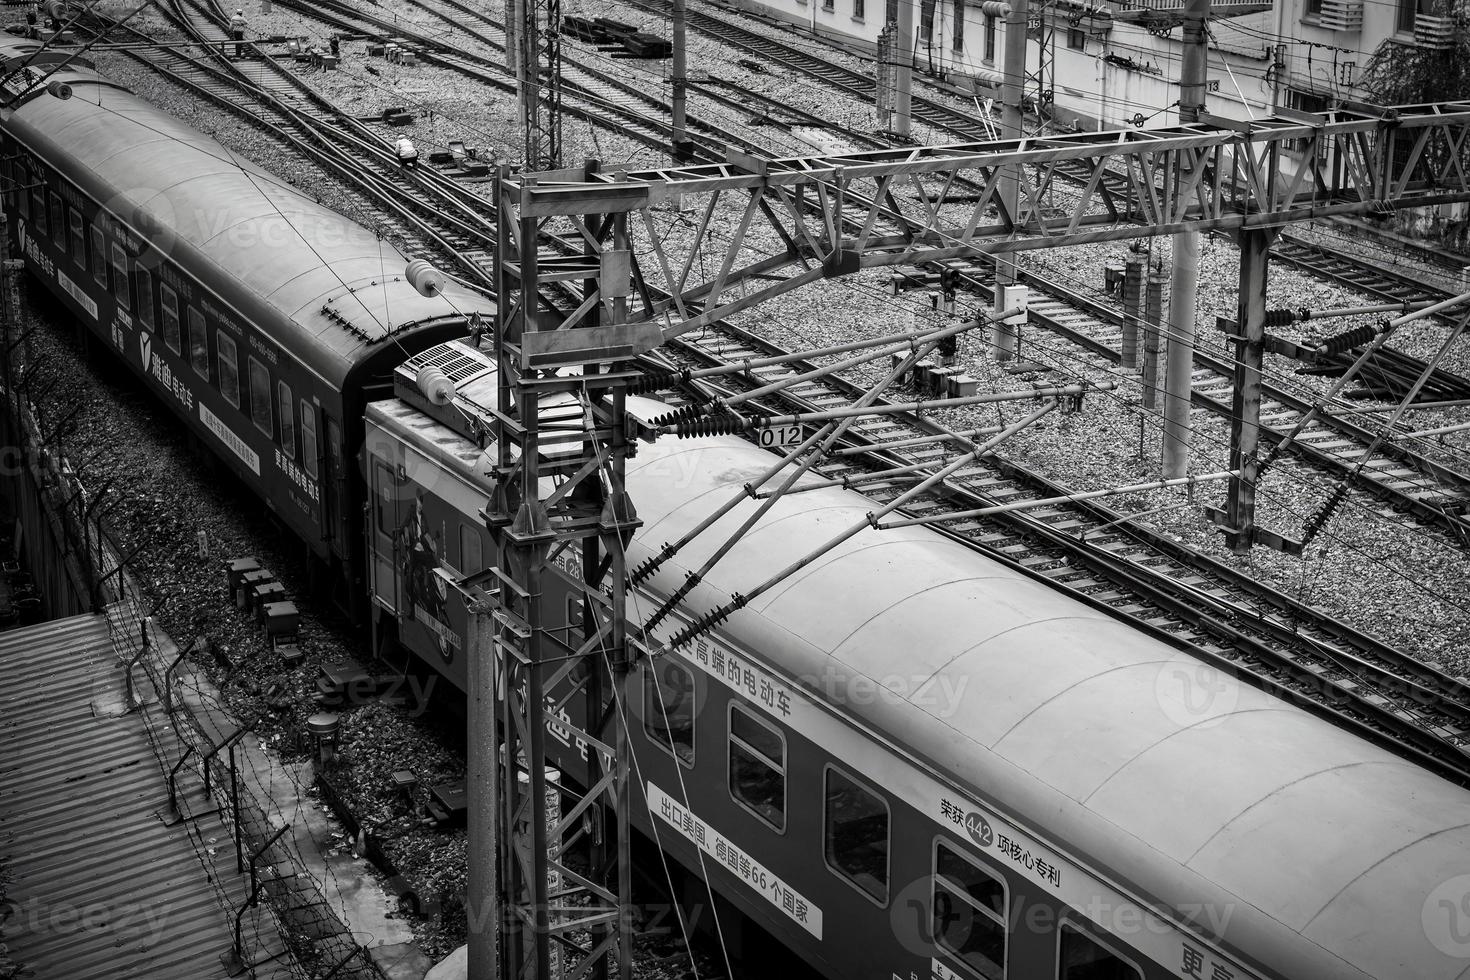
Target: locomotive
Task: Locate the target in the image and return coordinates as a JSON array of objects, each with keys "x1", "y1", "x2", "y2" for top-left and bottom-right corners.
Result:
[{"x1": 6, "y1": 38, "x2": 1470, "y2": 980}]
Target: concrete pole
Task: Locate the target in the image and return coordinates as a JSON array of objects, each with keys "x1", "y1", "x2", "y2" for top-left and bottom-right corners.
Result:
[
  {"x1": 1162, "y1": 0, "x2": 1208, "y2": 476},
  {"x1": 1163, "y1": 233, "x2": 1198, "y2": 475},
  {"x1": 1143, "y1": 265, "x2": 1166, "y2": 411},
  {"x1": 996, "y1": 0, "x2": 1028, "y2": 289},
  {"x1": 1121, "y1": 248, "x2": 1144, "y2": 369},
  {"x1": 465, "y1": 605, "x2": 499, "y2": 980},
  {"x1": 1227, "y1": 229, "x2": 1270, "y2": 553},
  {"x1": 671, "y1": 0, "x2": 690, "y2": 161},
  {"x1": 894, "y1": 0, "x2": 914, "y2": 135}
]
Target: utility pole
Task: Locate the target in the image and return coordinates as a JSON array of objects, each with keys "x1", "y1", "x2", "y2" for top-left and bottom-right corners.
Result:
[
  {"x1": 1162, "y1": 0, "x2": 1207, "y2": 477},
  {"x1": 995, "y1": 0, "x2": 1024, "y2": 359},
  {"x1": 671, "y1": 0, "x2": 692, "y2": 161},
  {"x1": 1225, "y1": 229, "x2": 1271, "y2": 552},
  {"x1": 893, "y1": 0, "x2": 914, "y2": 136}
]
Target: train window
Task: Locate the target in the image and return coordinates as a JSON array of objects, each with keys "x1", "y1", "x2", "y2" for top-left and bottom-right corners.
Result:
[
  {"x1": 110, "y1": 244, "x2": 130, "y2": 310},
  {"x1": 824, "y1": 766, "x2": 889, "y2": 903},
  {"x1": 300, "y1": 401, "x2": 318, "y2": 479},
  {"x1": 67, "y1": 209, "x2": 84, "y2": 268},
  {"x1": 1058, "y1": 923, "x2": 1141, "y2": 980},
  {"x1": 187, "y1": 307, "x2": 209, "y2": 379},
  {"x1": 89, "y1": 226, "x2": 106, "y2": 287},
  {"x1": 28, "y1": 183, "x2": 43, "y2": 236},
  {"x1": 278, "y1": 382, "x2": 296, "y2": 458},
  {"x1": 47, "y1": 192, "x2": 63, "y2": 247},
  {"x1": 248, "y1": 357, "x2": 273, "y2": 435},
  {"x1": 160, "y1": 285, "x2": 181, "y2": 353},
  {"x1": 728, "y1": 703, "x2": 785, "y2": 830},
  {"x1": 216, "y1": 333, "x2": 240, "y2": 408},
  {"x1": 643, "y1": 659, "x2": 695, "y2": 766},
  {"x1": 16, "y1": 166, "x2": 29, "y2": 219},
  {"x1": 933, "y1": 841, "x2": 1006, "y2": 979},
  {"x1": 374, "y1": 463, "x2": 395, "y2": 536},
  {"x1": 458, "y1": 524, "x2": 482, "y2": 574},
  {"x1": 135, "y1": 267, "x2": 155, "y2": 330}
]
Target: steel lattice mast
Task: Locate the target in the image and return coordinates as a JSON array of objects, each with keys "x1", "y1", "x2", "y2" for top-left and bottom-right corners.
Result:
[{"x1": 478, "y1": 164, "x2": 652, "y2": 980}]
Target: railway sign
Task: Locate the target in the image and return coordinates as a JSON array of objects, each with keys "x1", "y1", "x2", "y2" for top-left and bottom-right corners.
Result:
[{"x1": 755, "y1": 424, "x2": 803, "y2": 449}]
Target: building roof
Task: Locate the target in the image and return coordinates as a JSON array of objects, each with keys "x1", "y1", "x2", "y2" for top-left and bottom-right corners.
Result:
[{"x1": 0, "y1": 613, "x2": 291, "y2": 980}]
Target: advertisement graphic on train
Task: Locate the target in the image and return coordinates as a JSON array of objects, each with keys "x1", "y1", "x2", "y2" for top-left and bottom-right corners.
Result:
[{"x1": 396, "y1": 491, "x2": 463, "y2": 665}]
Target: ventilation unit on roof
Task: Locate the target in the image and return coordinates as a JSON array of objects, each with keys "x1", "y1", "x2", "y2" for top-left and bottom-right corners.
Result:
[{"x1": 394, "y1": 341, "x2": 498, "y2": 444}]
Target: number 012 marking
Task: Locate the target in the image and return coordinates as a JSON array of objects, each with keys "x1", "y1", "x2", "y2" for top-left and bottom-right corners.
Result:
[{"x1": 756, "y1": 425, "x2": 803, "y2": 449}]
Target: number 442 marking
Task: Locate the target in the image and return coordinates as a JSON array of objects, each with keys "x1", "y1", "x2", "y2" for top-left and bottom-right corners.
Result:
[{"x1": 755, "y1": 425, "x2": 803, "y2": 449}]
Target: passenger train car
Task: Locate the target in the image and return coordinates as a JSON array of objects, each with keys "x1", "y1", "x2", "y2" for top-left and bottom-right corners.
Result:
[
  {"x1": 0, "y1": 40, "x2": 493, "y2": 608},
  {"x1": 6, "y1": 36, "x2": 1470, "y2": 980},
  {"x1": 367, "y1": 341, "x2": 1470, "y2": 980}
]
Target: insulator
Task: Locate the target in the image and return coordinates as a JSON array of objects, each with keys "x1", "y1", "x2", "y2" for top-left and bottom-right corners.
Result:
[
  {"x1": 1301, "y1": 483, "x2": 1349, "y2": 546},
  {"x1": 45, "y1": 80, "x2": 71, "y2": 101},
  {"x1": 1317, "y1": 323, "x2": 1378, "y2": 357},
  {"x1": 42, "y1": 0, "x2": 68, "y2": 20},
  {"x1": 674, "y1": 414, "x2": 752, "y2": 438},
  {"x1": 937, "y1": 334, "x2": 959, "y2": 358},
  {"x1": 416, "y1": 364, "x2": 456, "y2": 405},
  {"x1": 1264, "y1": 308, "x2": 1295, "y2": 327},
  {"x1": 627, "y1": 369, "x2": 691, "y2": 395},
  {"x1": 649, "y1": 402, "x2": 710, "y2": 429},
  {"x1": 404, "y1": 258, "x2": 444, "y2": 297},
  {"x1": 980, "y1": 1, "x2": 1011, "y2": 13}
]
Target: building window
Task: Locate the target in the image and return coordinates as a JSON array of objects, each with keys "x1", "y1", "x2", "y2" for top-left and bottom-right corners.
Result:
[
  {"x1": 854, "y1": 0, "x2": 864, "y2": 17},
  {"x1": 89, "y1": 226, "x2": 106, "y2": 288},
  {"x1": 135, "y1": 267, "x2": 155, "y2": 330},
  {"x1": 644, "y1": 658, "x2": 695, "y2": 766},
  {"x1": 921, "y1": 0, "x2": 936, "y2": 40},
  {"x1": 160, "y1": 285, "x2": 181, "y2": 354},
  {"x1": 825, "y1": 766, "x2": 890, "y2": 903},
  {"x1": 110, "y1": 244, "x2": 130, "y2": 310},
  {"x1": 67, "y1": 210, "x2": 84, "y2": 268},
  {"x1": 248, "y1": 356, "x2": 273, "y2": 435},
  {"x1": 459, "y1": 523, "x2": 483, "y2": 574},
  {"x1": 278, "y1": 381, "x2": 296, "y2": 458},
  {"x1": 300, "y1": 401, "x2": 318, "y2": 478},
  {"x1": 1305, "y1": 0, "x2": 1323, "y2": 15},
  {"x1": 48, "y1": 192, "x2": 63, "y2": 247},
  {"x1": 1398, "y1": 0, "x2": 1418, "y2": 32},
  {"x1": 1067, "y1": 25, "x2": 1086, "y2": 49},
  {"x1": 886, "y1": 0, "x2": 898, "y2": 21},
  {"x1": 217, "y1": 333, "x2": 240, "y2": 407},
  {"x1": 187, "y1": 307, "x2": 208, "y2": 379},
  {"x1": 1287, "y1": 89, "x2": 1331, "y2": 158},
  {"x1": 1059, "y1": 923, "x2": 1142, "y2": 980},
  {"x1": 984, "y1": 13, "x2": 997, "y2": 60},
  {"x1": 933, "y1": 841, "x2": 1006, "y2": 979},
  {"x1": 822, "y1": 0, "x2": 834, "y2": 11},
  {"x1": 952, "y1": 0, "x2": 964, "y2": 50},
  {"x1": 729, "y1": 703, "x2": 785, "y2": 830}
]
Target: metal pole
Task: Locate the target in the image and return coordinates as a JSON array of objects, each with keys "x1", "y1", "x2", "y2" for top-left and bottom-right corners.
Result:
[
  {"x1": 465, "y1": 601, "x2": 499, "y2": 980},
  {"x1": 1121, "y1": 247, "x2": 1144, "y2": 369},
  {"x1": 671, "y1": 0, "x2": 690, "y2": 161},
  {"x1": 1164, "y1": 0, "x2": 1208, "y2": 477}
]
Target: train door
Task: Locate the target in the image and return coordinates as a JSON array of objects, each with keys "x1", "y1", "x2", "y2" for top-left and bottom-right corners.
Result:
[{"x1": 370, "y1": 459, "x2": 401, "y2": 612}]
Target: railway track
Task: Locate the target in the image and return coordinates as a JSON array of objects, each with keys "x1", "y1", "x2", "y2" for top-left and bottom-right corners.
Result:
[{"x1": 80, "y1": 4, "x2": 1470, "y2": 781}]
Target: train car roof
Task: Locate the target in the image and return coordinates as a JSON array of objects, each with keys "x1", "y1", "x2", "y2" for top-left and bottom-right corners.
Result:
[
  {"x1": 627, "y1": 434, "x2": 1470, "y2": 980},
  {"x1": 0, "y1": 42, "x2": 490, "y2": 386},
  {"x1": 367, "y1": 363, "x2": 1470, "y2": 979}
]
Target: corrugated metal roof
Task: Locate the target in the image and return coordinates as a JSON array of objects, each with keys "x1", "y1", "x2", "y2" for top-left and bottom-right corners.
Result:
[{"x1": 0, "y1": 613, "x2": 292, "y2": 979}]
